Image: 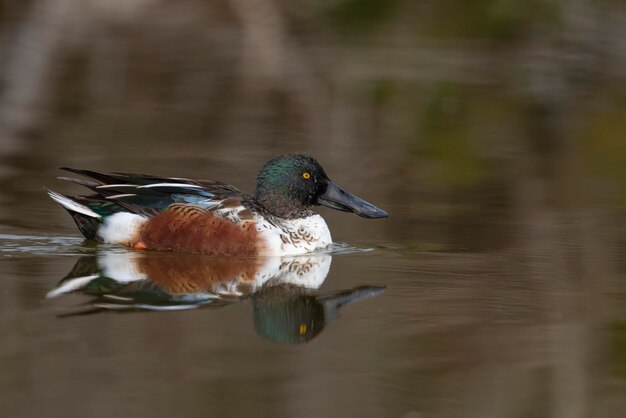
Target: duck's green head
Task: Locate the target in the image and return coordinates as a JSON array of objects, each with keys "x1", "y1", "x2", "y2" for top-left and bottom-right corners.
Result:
[{"x1": 253, "y1": 154, "x2": 388, "y2": 219}]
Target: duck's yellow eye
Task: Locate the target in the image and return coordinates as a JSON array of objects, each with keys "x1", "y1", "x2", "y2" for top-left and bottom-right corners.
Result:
[
  {"x1": 299, "y1": 324, "x2": 308, "y2": 334},
  {"x1": 302, "y1": 172, "x2": 311, "y2": 179}
]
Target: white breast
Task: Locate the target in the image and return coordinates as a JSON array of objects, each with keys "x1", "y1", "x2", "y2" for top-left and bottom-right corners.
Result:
[{"x1": 255, "y1": 214, "x2": 332, "y2": 256}]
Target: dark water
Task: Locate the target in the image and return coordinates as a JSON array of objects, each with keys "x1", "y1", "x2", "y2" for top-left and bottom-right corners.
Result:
[
  {"x1": 2, "y1": 169, "x2": 626, "y2": 418},
  {"x1": 1, "y1": 1, "x2": 626, "y2": 417}
]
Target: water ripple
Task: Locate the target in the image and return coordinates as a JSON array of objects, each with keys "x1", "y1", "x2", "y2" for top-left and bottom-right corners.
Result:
[{"x1": 0, "y1": 234, "x2": 96, "y2": 256}]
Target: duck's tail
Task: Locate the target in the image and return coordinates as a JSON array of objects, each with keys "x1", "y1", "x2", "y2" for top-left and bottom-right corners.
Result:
[{"x1": 46, "y1": 189, "x2": 102, "y2": 240}]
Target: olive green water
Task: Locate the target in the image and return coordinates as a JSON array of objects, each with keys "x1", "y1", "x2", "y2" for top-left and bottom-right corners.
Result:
[{"x1": 1, "y1": 1, "x2": 626, "y2": 417}]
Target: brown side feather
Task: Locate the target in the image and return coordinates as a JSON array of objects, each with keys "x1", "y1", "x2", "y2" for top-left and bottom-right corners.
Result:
[
  {"x1": 220, "y1": 197, "x2": 243, "y2": 208},
  {"x1": 138, "y1": 204, "x2": 260, "y2": 256}
]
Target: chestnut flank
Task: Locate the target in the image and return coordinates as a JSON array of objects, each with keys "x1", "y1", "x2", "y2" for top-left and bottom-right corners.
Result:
[{"x1": 139, "y1": 208, "x2": 260, "y2": 256}]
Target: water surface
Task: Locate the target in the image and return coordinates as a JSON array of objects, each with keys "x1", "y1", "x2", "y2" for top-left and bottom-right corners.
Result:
[
  {"x1": 1, "y1": 194, "x2": 625, "y2": 418},
  {"x1": 1, "y1": 1, "x2": 626, "y2": 417}
]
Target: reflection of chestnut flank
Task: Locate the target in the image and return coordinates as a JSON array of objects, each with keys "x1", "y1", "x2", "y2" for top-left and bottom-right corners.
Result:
[
  {"x1": 137, "y1": 254, "x2": 260, "y2": 294},
  {"x1": 138, "y1": 204, "x2": 260, "y2": 256}
]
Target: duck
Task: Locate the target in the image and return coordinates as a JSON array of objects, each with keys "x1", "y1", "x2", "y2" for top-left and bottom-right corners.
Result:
[{"x1": 47, "y1": 154, "x2": 387, "y2": 256}]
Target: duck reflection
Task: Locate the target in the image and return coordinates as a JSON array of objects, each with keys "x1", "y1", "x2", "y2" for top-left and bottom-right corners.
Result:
[{"x1": 49, "y1": 249, "x2": 384, "y2": 344}]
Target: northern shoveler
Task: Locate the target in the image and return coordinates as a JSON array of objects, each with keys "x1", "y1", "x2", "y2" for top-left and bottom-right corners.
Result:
[{"x1": 47, "y1": 154, "x2": 387, "y2": 256}]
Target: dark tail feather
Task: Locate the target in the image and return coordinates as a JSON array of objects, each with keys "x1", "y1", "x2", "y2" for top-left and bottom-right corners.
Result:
[
  {"x1": 59, "y1": 167, "x2": 120, "y2": 185},
  {"x1": 67, "y1": 211, "x2": 100, "y2": 240},
  {"x1": 46, "y1": 189, "x2": 102, "y2": 240}
]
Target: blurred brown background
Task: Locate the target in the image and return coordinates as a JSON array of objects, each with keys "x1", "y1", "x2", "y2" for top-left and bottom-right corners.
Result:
[{"x1": 1, "y1": 1, "x2": 626, "y2": 418}]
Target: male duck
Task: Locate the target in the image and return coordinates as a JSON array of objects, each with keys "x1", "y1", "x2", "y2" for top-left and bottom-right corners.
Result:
[{"x1": 47, "y1": 154, "x2": 387, "y2": 256}]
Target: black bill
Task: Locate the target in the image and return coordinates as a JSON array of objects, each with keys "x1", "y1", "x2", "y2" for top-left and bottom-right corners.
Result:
[{"x1": 316, "y1": 181, "x2": 388, "y2": 219}]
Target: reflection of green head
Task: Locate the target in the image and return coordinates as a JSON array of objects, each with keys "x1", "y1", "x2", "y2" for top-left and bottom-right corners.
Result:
[
  {"x1": 251, "y1": 284, "x2": 386, "y2": 344},
  {"x1": 253, "y1": 293, "x2": 326, "y2": 344}
]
